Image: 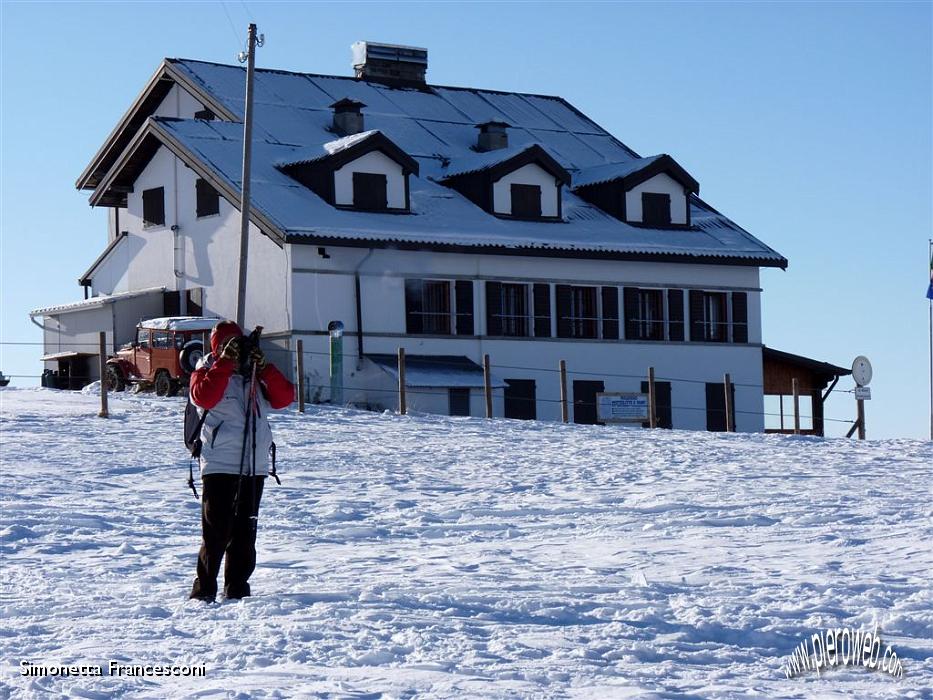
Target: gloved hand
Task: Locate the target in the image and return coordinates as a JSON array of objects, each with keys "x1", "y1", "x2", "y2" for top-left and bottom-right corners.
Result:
[
  {"x1": 249, "y1": 346, "x2": 266, "y2": 370},
  {"x1": 220, "y1": 337, "x2": 240, "y2": 363}
]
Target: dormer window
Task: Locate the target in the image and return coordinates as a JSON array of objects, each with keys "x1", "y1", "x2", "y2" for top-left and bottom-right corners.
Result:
[
  {"x1": 642, "y1": 192, "x2": 671, "y2": 226},
  {"x1": 277, "y1": 130, "x2": 418, "y2": 214},
  {"x1": 572, "y1": 154, "x2": 699, "y2": 229},
  {"x1": 441, "y1": 144, "x2": 570, "y2": 222},
  {"x1": 353, "y1": 172, "x2": 388, "y2": 211}
]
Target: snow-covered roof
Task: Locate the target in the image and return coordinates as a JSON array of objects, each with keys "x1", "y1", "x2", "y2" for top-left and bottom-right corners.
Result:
[
  {"x1": 91, "y1": 59, "x2": 787, "y2": 268},
  {"x1": 442, "y1": 144, "x2": 556, "y2": 179},
  {"x1": 572, "y1": 156, "x2": 665, "y2": 189},
  {"x1": 30, "y1": 287, "x2": 166, "y2": 317},
  {"x1": 366, "y1": 354, "x2": 508, "y2": 388},
  {"x1": 139, "y1": 316, "x2": 224, "y2": 331}
]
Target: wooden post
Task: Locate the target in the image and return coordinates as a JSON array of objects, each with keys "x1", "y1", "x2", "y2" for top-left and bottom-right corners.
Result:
[
  {"x1": 296, "y1": 339, "x2": 305, "y2": 413},
  {"x1": 792, "y1": 377, "x2": 800, "y2": 435},
  {"x1": 483, "y1": 353, "x2": 493, "y2": 418},
  {"x1": 647, "y1": 366, "x2": 657, "y2": 429},
  {"x1": 98, "y1": 331, "x2": 109, "y2": 418},
  {"x1": 559, "y1": 359, "x2": 569, "y2": 423},
  {"x1": 397, "y1": 347, "x2": 407, "y2": 415},
  {"x1": 857, "y1": 398, "x2": 866, "y2": 440},
  {"x1": 723, "y1": 373, "x2": 733, "y2": 432}
]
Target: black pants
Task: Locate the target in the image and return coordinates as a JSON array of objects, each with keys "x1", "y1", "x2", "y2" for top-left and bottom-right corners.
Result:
[{"x1": 190, "y1": 474, "x2": 265, "y2": 600}]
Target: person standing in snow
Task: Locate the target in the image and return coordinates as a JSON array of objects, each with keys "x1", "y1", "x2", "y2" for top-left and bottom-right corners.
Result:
[{"x1": 188, "y1": 321, "x2": 294, "y2": 602}]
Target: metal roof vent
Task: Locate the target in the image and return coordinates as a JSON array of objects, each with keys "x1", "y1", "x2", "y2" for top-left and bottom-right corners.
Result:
[
  {"x1": 351, "y1": 41, "x2": 428, "y2": 86},
  {"x1": 476, "y1": 121, "x2": 510, "y2": 152},
  {"x1": 331, "y1": 98, "x2": 366, "y2": 136}
]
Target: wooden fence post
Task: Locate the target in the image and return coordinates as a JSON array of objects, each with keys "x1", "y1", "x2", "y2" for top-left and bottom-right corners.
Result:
[
  {"x1": 559, "y1": 359, "x2": 569, "y2": 423},
  {"x1": 792, "y1": 377, "x2": 800, "y2": 435},
  {"x1": 98, "y1": 331, "x2": 109, "y2": 419},
  {"x1": 483, "y1": 353, "x2": 493, "y2": 418},
  {"x1": 723, "y1": 372, "x2": 733, "y2": 432},
  {"x1": 397, "y1": 347, "x2": 407, "y2": 415},
  {"x1": 296, "y1": 339, "x2": 305, "y2": 413},
  {"x1": 647, "y1": 366, "x2": 657, "y2": 429}
]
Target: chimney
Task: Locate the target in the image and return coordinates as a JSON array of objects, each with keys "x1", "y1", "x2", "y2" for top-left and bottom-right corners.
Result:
[
  {"x1": 331, "y1": 98, "x2": 365, "y2": 136},
  {"x1": 476, "y1": 121, "x2": 510, "y2": 152},
  {"x1": 351, "y1": 41, "x2": 428, "y2": 86}
]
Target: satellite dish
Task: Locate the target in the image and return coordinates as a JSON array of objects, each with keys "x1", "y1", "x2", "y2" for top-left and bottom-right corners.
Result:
[{"x1": 851, "y1": 356, "x2": 872, "y2": 387}]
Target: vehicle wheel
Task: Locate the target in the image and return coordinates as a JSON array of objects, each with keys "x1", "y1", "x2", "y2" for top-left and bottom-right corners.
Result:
[
  {"x1": 104, "y1": 364, "x2": 125, "y2": 392},
  {"x1": 179, "y1": 340, "x2": 204, "y2": 375},
  {"x1": 154, "y1": 370, "x2": 172, "y2": 397}
]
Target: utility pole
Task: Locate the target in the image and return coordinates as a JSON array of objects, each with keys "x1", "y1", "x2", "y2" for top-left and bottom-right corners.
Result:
[{"x1": 235, "y1": 23, "x2": 261, "y2": 328}]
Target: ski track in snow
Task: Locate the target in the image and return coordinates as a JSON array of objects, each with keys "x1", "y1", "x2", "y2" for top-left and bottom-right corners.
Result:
[{"x1": 0, "y1": 387, "x2": 930, "y2": 699}]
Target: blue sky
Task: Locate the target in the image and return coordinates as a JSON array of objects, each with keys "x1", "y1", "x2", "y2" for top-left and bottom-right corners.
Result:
[{"x1": 1, "y1": 1, "x2": 930, "y2": 438}]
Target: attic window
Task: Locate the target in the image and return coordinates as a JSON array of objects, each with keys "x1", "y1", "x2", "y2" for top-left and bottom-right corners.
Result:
[
  {"x1": 642, "y1": 192, "x2": 671, "y2": 226},
  {"x1": 142, "y1": 187, "x2": 165, "y2": 227},
  {"x1": 195, "y1": 178, "x2": 220, "y2": 218},
  {"x1": 194, "y1": 108, "x2": 215, "y2": 121},
  {"x1": 511, "y1": 184, "x2": 542, "y2": 219},
  {"x1": 352, "y1": 172, "x2": 388, "y2": 211}
]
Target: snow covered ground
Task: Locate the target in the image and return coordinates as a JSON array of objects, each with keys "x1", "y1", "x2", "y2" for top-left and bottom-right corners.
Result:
[{"x1": 1, "y1": 387, "x2": 930, "y2": 698}]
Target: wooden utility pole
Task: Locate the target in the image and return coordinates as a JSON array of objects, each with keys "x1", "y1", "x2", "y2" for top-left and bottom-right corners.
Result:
[
  {"x1": 235, "y1": 23, "x2": 260, "y2": 328},
  {"x1": 397, "y1": 347, "x2": 407, "y2": 415},
  {"x1": 296, "y1": 339, "x2": 305, "y2": 413},
  {"x1": 559, "y1": 359, "x2": 568, "y2": 423},
  {"x1": 792, "y1": 377, "x2": 801, "y2": 435},
  {"x1": 483, "y1": 353, "x2": 493, "y2": 418},
  {"x1": 98, "y1": 331, "x2": 109, "y2": 418},
  {"x1": 723, "y1": 373, "x2": 733, "y2": 432},
  {"x1": 647, "y1": 366, "x2": 657, "y2": 429}
]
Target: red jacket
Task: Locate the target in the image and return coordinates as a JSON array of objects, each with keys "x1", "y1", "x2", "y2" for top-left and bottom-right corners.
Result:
[{"x1": 191, "y1": 358, "x2": 294, "y2": 411}]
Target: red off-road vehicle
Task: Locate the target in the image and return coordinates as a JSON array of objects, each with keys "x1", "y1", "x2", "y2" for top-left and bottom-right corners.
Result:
[{"x1": 105, "y1": 317, "x2": 222, "y2": 396}]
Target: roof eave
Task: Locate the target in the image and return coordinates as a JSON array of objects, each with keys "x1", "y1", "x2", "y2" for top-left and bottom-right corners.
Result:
[
  {"x1": 75, "y1": 59, "x2": 239, "y2": 192},
  {"x1": 89, "y1": 118, "x2": 287, "y2": 248}
]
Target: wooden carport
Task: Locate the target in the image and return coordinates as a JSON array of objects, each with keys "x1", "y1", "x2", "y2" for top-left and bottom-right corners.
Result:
[{"x1": 763, "y1": 347, "x2": 851, "y2": 436}]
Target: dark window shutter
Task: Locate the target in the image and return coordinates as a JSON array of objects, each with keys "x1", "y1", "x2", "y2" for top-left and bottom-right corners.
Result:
[
  {"x1": 533, "y1": 283, "x2": 551, "y2": 337},
  {"x1": 601, "y1": 286, "x2": 619, "y2": 339},
  {"x1": 352, "y1": 172, "x2": 388, "y2": 210},
  {"x1": 485, "y1": 281, "x2": 502, "y2": 336},
  {"x1": 455, "y1": 281, "x2": 474, "y2": 335},
  {"x1": 668, "y1": 289, "x2": 684, "y2": 341},
  {"x1": 689, "y1": 290, "x2": 705, "y2": 341},
  {"x1": 405, "y1": 279, "x2": 423, "y2": 334},
  {"x1": 555, "y1": 285, "x2": 572, "y2": 338},
  {"x1": 642, "y1": 192, "x2": 671, "y2": 226},
  {"x1": 196, "y1": 178, "x2": 220, "y2": 218},
  {"x1": 510, "y1": 184, "x2": 542, "y2": 218},
  {"x1": 142, "y1": 187, "x2": 165, "y2": 227},
  {"x1": 623, "y1": 287, "x2": 639, "y2": 340},
  {"x1": 732, "y1": 292, "x2": 748, "y2": 343}
]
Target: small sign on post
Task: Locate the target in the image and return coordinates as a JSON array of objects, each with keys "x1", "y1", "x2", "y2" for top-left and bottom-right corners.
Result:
[
  {"x1": 854, "y1": 386, "x2": 871, "y2": 401},
  {"x1": 596, "y1": 392, "x2": 649, "y2": 423}
]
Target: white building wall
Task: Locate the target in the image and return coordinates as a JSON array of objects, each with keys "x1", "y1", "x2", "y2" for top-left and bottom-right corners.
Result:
[
  {"x1": 492, "y1": 163, "x2": 560, "y2": 217},
  {"x1": 333, "y1": 151, "x2": 406, "y2": 209},
  {"x1": 625, "y1": 173, "x2": 688, "y2": 224},
  {"x1": 153, "y1": 83, "x2": 207, "y2": 119},
  {"x1": 89, "y1": 142, "x2": 290, "y2": 333},
  {"x1": 288, "y1": 245, "x2": 764, "y2": 431}
]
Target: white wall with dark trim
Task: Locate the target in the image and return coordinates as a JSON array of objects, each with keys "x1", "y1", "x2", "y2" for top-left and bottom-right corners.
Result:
[{"x1": 625, "y1": 172, "x2": 688, "y2": 224}]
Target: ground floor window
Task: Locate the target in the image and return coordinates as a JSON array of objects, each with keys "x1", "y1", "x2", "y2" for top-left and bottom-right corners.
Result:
[{"x1": 449, "y1": 387, "x2": 470, "y2": 416}]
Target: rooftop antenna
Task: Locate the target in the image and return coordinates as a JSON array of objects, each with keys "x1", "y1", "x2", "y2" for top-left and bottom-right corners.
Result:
[{"x1": 235, "y1": 23, "x2": 263, "y2": 328}]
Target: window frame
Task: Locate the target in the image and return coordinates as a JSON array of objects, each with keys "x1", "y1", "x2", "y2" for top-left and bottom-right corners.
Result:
[
  {"x1": 510, "y1": 183, "x2": 543, "y2": 219},
  {"x1": 195, "y1": 178, "x2": 220, "y2": 218},
  {"x1": 405, "y1": 279, "x2": 454, "y2": 336},
  {"x1": 641, "y1": 192, "x2": 672, "y2": 226},
  {"x1": 142, "y1": 187, "x2": 165, "y2": 228},
  {"x1": 352, "y1": 171, "x2": 389, "y2": 212}
]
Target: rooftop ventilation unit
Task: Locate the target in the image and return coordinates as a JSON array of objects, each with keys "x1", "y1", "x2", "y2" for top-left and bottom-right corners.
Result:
[{"x1": 352, "y1": 41, "x2": 428, "y2": 86}]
